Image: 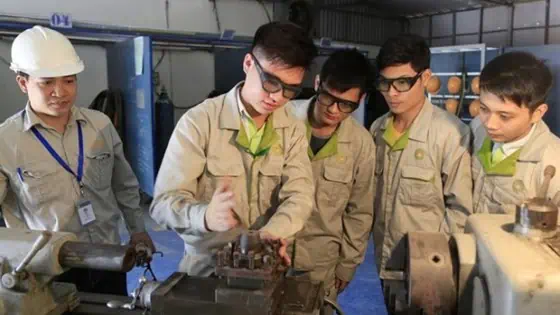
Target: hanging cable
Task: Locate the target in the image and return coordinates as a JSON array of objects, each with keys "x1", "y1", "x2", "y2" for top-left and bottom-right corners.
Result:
[
  {"x1": 257, "y1": 0, "x2": 272, "y2": 22},
  {"x1": 154, "y1": 51, "x2": 166, "y2": 70},
  {"x1": 164, "y1": 0, "x2": 170, "y2": 29},
  {"x1": 211, "y1": 0, "x2": 222, "y2": 33}
]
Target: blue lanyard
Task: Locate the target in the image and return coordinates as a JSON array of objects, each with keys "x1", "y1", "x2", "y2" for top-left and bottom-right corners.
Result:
[{"x1": 30, "y1": 123, "x2": 84, "y2": 186}]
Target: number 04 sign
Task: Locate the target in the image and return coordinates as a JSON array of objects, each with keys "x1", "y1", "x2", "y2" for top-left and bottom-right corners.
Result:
[{"x1": 50, "y1": 13, "x2": 72, "y2": 29}]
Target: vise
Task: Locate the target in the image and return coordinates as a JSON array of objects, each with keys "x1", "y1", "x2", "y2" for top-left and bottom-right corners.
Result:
[
  {"x1": 0, "y1": 228, "x2": 135, "y2": 315},
  {"x1": 73, "y1": 230, "x2": 326, "y2": 315}
]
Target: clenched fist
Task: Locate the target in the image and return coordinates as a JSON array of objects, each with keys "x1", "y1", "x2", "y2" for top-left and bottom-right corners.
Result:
[{"x1": 204, "y1": 177, "x2": 240, "y2": 232}]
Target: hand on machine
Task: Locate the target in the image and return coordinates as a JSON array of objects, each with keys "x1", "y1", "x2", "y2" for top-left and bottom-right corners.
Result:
[
  {"x1": 88, "y1": 230, "x2": 329, "y2": 315},
  {"x1": 129, "y1": 231, "x2": 162, "y2": 282}
]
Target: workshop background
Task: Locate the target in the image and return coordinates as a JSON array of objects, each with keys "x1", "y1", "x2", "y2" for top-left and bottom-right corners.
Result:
[{"x1": 1, "y1": 0, "x2": 560, "y2": 314}]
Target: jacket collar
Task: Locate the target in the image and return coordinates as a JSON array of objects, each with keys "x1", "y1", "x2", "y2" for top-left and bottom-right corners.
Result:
[
  {"x1": 23, "y1": 103, "x2": 87, "y2": 132},
  {"x1": 518, "y1": 121, "x2": 553, "y2": 162},
  {"x1": 302, "y1": 97, "x2": 353, "y2": 144},
  {"x1": 379, "y1": 97, "x2": 432, "y2": 143},
  {"x1": 219, "y1": 82, "x2": 291, "y2": 130}
]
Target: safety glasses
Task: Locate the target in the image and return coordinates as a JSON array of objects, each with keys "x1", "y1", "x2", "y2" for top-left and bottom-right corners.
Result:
[
  {"x1": 316, "y1": 85, "x2": 359, "y2": 113},
  {"x1": 250, "y1": 53, "x2": 302, "y2": 99},
  {"x1": 375, "y1": 71, "x2": 424, "y2": 93}
]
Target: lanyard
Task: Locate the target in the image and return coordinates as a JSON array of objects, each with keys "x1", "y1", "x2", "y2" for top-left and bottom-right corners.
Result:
[{"x1": 31, "y1": 123, "x2": 84, "y2": 190}]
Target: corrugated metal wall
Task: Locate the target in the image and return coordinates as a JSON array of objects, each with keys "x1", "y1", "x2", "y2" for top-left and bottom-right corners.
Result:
[
  {"x1": 318, "y1": 10, "x2": 402, "y2": 45},
  {"x1": 408, "y1": 0, "x2": 560, "y2": 47},
  {"x1": 316, "y1": 0, "x2": 404, "y2": 45}
]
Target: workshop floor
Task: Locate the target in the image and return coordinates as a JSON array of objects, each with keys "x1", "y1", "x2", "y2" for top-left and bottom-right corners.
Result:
[{"x1": 122, "y1": 210, "x2": 388, "y2": 315}]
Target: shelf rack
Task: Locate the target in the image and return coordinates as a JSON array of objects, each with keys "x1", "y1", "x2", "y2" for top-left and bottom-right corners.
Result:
[{"x1": 428, "y1": 44, "x2": 500, "y2": 122}]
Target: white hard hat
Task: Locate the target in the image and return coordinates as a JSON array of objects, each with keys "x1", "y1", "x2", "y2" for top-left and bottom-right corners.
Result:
[{"x1": 10, "y1": 25, "x2": 84, "y2": 78}]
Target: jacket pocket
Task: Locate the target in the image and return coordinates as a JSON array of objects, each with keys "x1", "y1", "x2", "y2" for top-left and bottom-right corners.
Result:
[
  {"x1": 258, "y1": 156, "x2": 283, "y2": 211},
  {"x1": 18, "y1": 162, "x2": 61, "y2": 208},
  {"x1": 321, "y1": 163, "x2": 352, "y2": 208},
  {"x1": 400, "y1": 165, "x2": 439, "y2": 211},
  {"x1": 85, "y1": 151, "x2": 113, "y2": 190},
  {"x1": 203, "y1": 160, "x2": 244, "y2": 201}
]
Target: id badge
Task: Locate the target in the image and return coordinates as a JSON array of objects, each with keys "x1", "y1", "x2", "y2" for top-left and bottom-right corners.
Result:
[{"x1": 77, "y1": 200, "x2": 96, "y2": 226}]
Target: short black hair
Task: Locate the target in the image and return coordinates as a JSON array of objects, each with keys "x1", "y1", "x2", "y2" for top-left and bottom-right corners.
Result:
[
  {"x1": 376, "y1": 34, "x2": 430, "y2": 73},
  {"x1": 207, "y1": 89, "x2": 224, "y2": 98},
  {"x1": 480, "y1": 51, "x2": 552, "y2": 111},
  {"x1": 320, "y1": 49, "x2": 373, "y2": 96},
  {"x1": 17, "y1": 71, "x2": 29, "y2": 79},
  {"x1": 251, "y1": 21, "x2": 317, "y2": 69}
]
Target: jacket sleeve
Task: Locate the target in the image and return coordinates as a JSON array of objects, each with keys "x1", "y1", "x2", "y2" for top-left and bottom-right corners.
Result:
[
  {"x1": 0, "y1": 170, "x2": 26, "y2": 228},
  {"x1": 149, "y1": 108, "x2": 210, "y2": 236},
  {"x1": 441, "y1": 127, "x2": 473, "y2": 233},
  {"x1": 260, "y1": 121, "x2": 314, "y2": 239},
  {"x1": 109, "y1": 123, "x2": 146, "y2": 234},
  {"x1": 336, "y1": 133, "x2": 375, "y2": 282}
]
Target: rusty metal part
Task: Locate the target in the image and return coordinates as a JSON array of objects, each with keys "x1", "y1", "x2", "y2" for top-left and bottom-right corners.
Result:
[
  {"x1": 406, "y1": 232, "x2": 457, "y2": 315},
  {"x1": 216, "y1": 230, "x2": 284, "y2": 290},
  {"x1": 514, "y1": 198, "x2": 559, "y2": 240},
  {"x1": 73, "y1": 272, "x2": 324, "y2": 315},
  {"x1": 58, "y1": 241, "x2": 136, "y2": 272}
]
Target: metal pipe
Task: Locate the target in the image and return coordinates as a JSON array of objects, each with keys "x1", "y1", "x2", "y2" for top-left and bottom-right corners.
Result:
[
  {"x1": 479, "y1": 7, "x2": 484, "y2": 43},
  {"x1": 0, "y1": 14, "x2": 254, "y2": 48},
  {"x1": 452, "y1": 12, "x2": 457, "y2": 45},
  {"x1": 58, "y1": 241, "x2": 136, "y2": 272},
  {"x1": 428, "y1": 15, "x2": 433, "y2": 46},
  {"x1": 509, "y1": 5, "x2": 515, "y2": 46},
  {"x1": 0, "y1": 14, "x2": 368, "y2": 54},
  {"x1": 545, "y1": 0, "x2": 551, "y2": 44}
]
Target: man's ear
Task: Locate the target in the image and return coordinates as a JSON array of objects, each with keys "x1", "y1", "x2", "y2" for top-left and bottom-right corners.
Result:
[
  {"x1": 16, "y1": 75, "x2": 28, "y2": 94},
  {"x1": 421, "y1": 69, "x2": 432, "y2": 88},
  {"x1": 242, "y1": 53, "x2": 252, "y2": 75},
  {"x1": 530, "y1": 103, "x2": 548, "y2": 124},
  {"x1": 314, "y1": 75, "x2": 320, "y2": 92}
]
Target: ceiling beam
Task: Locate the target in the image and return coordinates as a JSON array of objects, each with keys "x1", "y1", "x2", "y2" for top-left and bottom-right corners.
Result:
[
  {"x1": 317, "y1": 0, "x2": 371, "y2": 10},
  {"x1": 320, "y1": 7, "x2": 402, "y2": 20},
  {"x1": 480, "y1": 0, "x2": 514, "y2": 6}
]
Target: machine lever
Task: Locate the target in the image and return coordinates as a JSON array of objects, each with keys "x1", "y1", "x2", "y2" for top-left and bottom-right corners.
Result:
[
  {"x1": 107, "y1": 276, "x2": 148, "y2": 311},
  {"x1": 538, "y1": 165, "x2": 556, "y2": 199},
  {"x1": 15, "y1": 231, "x2": 52, "y2": 275},
  {"x1": 1, "y1": 231, "x2": 52, "y2": 290}
]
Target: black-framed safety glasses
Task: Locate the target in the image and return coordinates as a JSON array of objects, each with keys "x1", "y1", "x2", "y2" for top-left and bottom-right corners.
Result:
[
  {"x1": 250, "y1": 53, "x2": 302, "y2": 99},
  {"x1": 375, "y1": 71, "x2": 424, "y2": 93},
  {"x1": 316, "y1": 84, "x2": 360, "y2": 113}
]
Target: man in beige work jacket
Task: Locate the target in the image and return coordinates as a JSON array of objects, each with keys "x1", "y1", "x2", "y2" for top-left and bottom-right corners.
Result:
[
  {"x1": 0, "y1": 26, "x2": 154, "y2": 295},
  {"x1": 472, "y1": 52, "x2": 560, "y2": 214},
  {"x1": 150, "y1": 22, "x2": 318, "y2": 276},
  {"x1": 369, "y1": 34, "x2": 473, "y2": 310},
  {"x1": 290, "y1": 49, "x2": 375, "y2": 311}
]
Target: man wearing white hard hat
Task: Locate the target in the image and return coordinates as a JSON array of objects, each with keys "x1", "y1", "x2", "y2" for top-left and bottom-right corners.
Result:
[{"x1": 0, "y1": 25, "x2": 154, "y2": 295}]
